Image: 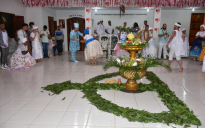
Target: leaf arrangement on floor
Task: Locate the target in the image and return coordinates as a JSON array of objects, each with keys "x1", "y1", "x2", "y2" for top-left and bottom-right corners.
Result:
[{"x1": 41, "y1": 71, "x2": 201, "y2": 127}]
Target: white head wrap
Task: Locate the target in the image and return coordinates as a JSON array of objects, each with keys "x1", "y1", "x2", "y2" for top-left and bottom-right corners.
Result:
[
  {"x1": 182, "y1": 28, "x2": 186, "y2": 31},
  {"x1": 175, "y1": 23, "x2": 181, "y2": 27},
  {"x1": 200, "y1": 24, "x2": 205, "y2": 30},
  {"x1": 99, "y1": 19, "x2": 103, "y2": 22},
  {"x1": 149, "y1": 27, "x2": 153, "y2": 30},
  {"x1": 32, "y1": 25, "x2": 38, "y2": 30}
]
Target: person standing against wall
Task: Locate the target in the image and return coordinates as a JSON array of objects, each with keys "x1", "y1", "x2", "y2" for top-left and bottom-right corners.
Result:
[
  {"x1": 0, "y1": 22, "x2": 12, "y2": 69},
  {"x1": 40, "y1": 25, "x2": 50, "y2": 58},
  {"x1": 55, "y1": 26, "x2": 64, "y2": 55},
  {"x1": 158, "y1": 24, "x2": 169, "y2": 60},
  {"x1": 141, "y1": 20, "x2": 148, "y2": 30},
  {"x1": 105, "y1": 20, "x2": 114, "y2": 34}
]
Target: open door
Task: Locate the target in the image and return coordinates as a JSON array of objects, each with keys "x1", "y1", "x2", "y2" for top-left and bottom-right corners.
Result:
[
  {"x1": 189, "y1": 13, "x2": 205, "y2": 46},
  {"x1": 48, "y1": 16, "x2": 54, "y2": 37},
  {"x1": 67, "y1": 17, "x2": 85, "y2": 51}
]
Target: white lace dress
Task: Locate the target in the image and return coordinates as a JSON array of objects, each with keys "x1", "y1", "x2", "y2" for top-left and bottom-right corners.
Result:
[
  {"x1": 84, "y1": 35, "x2": 103, "y2": 61},
  {"x1": 30, "y1": 32, "x2": 43, "y2": 59}
]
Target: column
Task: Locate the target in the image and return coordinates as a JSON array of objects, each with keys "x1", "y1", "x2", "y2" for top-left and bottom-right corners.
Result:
[
  {"x1": 153, "y1": 8, "x2": 161, "y2": 48},
  {"x1": 85, "y1": 7, "x2": 92, "y2": 34}
]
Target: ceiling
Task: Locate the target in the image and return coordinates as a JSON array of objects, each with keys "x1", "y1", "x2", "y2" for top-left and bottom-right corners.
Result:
[{"x1": 47, "y1": 7, "x2": 205, "y2": 11}]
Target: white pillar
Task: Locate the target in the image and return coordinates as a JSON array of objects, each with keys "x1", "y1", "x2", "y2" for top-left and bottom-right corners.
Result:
[
  {"x1": 153, "y1": 8, "x2": 161, "y2": 48},
  {"x1": 85, "y1": 7, "x2": 92, "y2": 34}
]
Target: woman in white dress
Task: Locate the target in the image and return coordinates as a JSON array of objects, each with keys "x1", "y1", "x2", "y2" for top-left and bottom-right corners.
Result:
[
  {"x1": 182, "y1": 28, "x2": 189, "y2": 57},
  {"x1": 81, "y1": 29, "x2": 103, "y2": 64},
  {"x1": 147, "y1": 27, "x2": 157, "y2": 58},
  {"x1": 30, "y1": 25, "x2": 43, "y2": 63},
  {"x1": 8, "y1": 38, "x2": 36, "y2": 70}
]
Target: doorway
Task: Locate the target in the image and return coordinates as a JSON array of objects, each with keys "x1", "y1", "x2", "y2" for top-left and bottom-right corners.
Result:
[
  {"x1": 48, "y1": 16, "x2": 56, "y2": 37},
  {"x1": 67, "y1": 17, "x2": 85, "y2": 51},
  {"x1": 189, "y1": 13, "x2": 205, "y2": 46}
]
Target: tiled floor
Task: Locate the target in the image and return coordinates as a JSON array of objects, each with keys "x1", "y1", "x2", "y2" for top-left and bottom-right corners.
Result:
[{"x1": 0, "y1": 51, "x2": 205, "y2": 128}]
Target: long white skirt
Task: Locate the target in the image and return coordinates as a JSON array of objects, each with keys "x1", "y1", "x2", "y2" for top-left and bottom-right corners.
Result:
[
  {"x1": 182, "y1": 37, "x2": 189, "y2": 57},
  {"x1": 32, "y1": 40, "x2": 43, "y2": 59},
  {"x1": 202, "y1": 56, "x2": 205, "y2": 72},
  {"x1": 84, "y1": 40, "x2": 103, "y2": 61}
]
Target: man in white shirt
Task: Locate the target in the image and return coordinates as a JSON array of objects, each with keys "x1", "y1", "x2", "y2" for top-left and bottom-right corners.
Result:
[
  {"x1": 94, "y1": 19, "x2": 105, "y2": 35},
  {"x1": 105, "y1": 20, "x2": 114, "y2": 34},
  {"x1": 40, "y1": 25, "x2": 50, "y2": 58},
  {"x1": 141, "y1": 20, "x2": 148, "y2": 30},
  {"x1": 0, "y1": 22, "x2": 12, "y2": 69}
]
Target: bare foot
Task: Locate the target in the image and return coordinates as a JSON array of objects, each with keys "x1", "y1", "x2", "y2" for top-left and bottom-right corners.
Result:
[{"x1": 179, "y1": 67, "x2": 183, "y2": 72}]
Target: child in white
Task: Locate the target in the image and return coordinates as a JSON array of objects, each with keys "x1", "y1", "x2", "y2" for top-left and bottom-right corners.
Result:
[{"x1": 30, "y1": 25, "x2": 43, "y2": 62}]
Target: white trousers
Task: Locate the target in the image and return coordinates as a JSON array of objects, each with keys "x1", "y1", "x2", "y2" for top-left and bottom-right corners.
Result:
[
  {"x1": 158, "y1": 42, "x2": 168, "y2": 59},
  {"x1": 169, "y1": 47, "x2": 181, "y2": 61}
]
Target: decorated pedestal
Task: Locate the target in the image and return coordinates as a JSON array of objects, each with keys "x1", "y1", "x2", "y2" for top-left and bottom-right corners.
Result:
[{"x1": 120, "y1": 46, "x2": 146, "y2": 90}]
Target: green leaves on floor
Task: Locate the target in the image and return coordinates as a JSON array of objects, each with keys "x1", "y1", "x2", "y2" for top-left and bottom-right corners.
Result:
[{"x1": 41, "y1": 71, "x2": 201, "y2": 127}]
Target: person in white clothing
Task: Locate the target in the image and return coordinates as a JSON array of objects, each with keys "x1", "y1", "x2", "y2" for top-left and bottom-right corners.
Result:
[
  {"x1": 17, "y1": 23, "x2": 28, "y2": 45},
  {"x1": 30, "y1": 25, "x2": 43, "y2": 63},
  {"x1": 40, "y1": 25, "x2": 50, "y2": 58},
  {"x1": 141, "y1": 20, "x2": 148, "y2": 30},
  {"x1": 140, "y1": 25, "x2": 151, "y2": 57},
  {"x1": 81, "y1": 29, "x2": 103, "y2": 64},
  {"x1": 94, "y1": 19, "x2": 105, "y2": 35},
  {"x1": 147, "y1": 27, "x2": 157, "y2": 58},
  {"x1": 166, "y1": 22, "x2": 185, "y2": 72},
  {"x1": 181, "y1": 28, "x2": 189, "y2": 57},
  {"x1": 158, "y1": 24, "x2": 169, "y2": 60},
  {"x1": 105, "y1": 20, "x2": 114, "y2": 34}
]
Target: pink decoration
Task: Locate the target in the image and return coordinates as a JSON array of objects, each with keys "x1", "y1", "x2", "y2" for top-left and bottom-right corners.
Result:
[{"x1": 22, "y1": 0, "x2": 205, "y2": 7}]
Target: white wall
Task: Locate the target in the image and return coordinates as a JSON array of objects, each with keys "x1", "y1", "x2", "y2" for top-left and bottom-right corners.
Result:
[
  {"x1": 56, "y1": 10, "x2": 84, "y2": 51},
  {"x1": 161, "y1": 9, "x2": 205, "y2": 39},
  {"x1": 0, "y1": 0, "x2": 27, "y2": 52},
  {"x1": 42, "y1": 7, "x2": 57, "y2": 30}
]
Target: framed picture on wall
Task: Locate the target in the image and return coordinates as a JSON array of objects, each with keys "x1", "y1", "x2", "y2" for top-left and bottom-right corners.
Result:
[{"x1": 59, "y1": 19, "x2": 65, "y2": 29}]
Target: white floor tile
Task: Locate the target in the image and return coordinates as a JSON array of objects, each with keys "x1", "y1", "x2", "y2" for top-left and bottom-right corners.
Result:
[
  {"x1": 32, "y1": 111, "x2": 65, "y2": 125},
  {"x1": 5, "y1": 110, "x2": 41, "y2": 124},
  {"x1": 67, "y1": 101, "x2": 92, "y2": 112},
  {"x1": 0, "y1": 110, "x2": 16, "y2": 123},
  {"x1": 87, "y1": 113, "x2": 115, "y2": 126},
  {"x1": 0, "y1": 100, "x2": 29, "y2": 110},
  {"x1": 57, "y1": 126, "x2": 85, "y2": 128},
  {"x1": 59, "y1": 112, "x2": 89, "y2": 125},
  {"x1": 0, "y1": 124, "x2": 29, "y2": 128},
  {"x1": 21, "y1": 100, "x2": 50, "y2": 110},
  {"x1": 44, "y1": 101, "x2": 71, "y2": 111},
  {"x1": 28, "y1": 124, "x2": 58, "y2": 128}
]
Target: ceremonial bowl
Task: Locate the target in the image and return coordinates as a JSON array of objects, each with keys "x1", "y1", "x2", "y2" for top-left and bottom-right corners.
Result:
[
  {"x1": 120, "y1": 69, "x2": 146, "y2": 90},
  {"x1": 124, "y1": 46, "x2": 142, "y2": 60},
  {"x1": 120, "y1": 45, "x2": 146, "y2": 90}
]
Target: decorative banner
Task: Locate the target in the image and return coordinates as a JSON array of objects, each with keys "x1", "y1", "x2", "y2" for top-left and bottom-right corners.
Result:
[
  {"x1": 153, "y1": 8, "x2": 161, "y2": 47},
  {"x1": 85, "y1": 7, "x2": 92, "y2": 34},
  {"x1": 22, "y1": 0, "x2": 205, "y2": 7}
]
